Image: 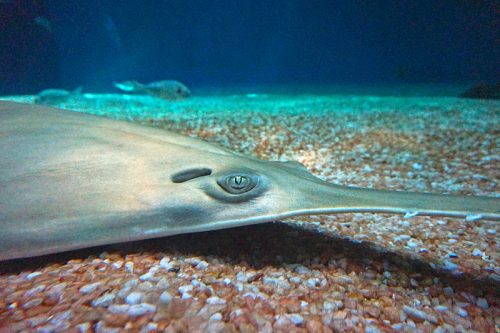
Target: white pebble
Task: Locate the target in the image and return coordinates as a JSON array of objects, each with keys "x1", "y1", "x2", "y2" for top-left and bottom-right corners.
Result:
[
  {"x1": 125, "y1": 292, "x2": 143, "y2": 305},
  {"x1": 465, "y1": 214, "x2": 482, "y2": 222},
  {"x1": 26, "y1": 272, "x2": 42, "y2": 280},
  {"x1": 159, "y1": 258, "x2": 172, "y2": 269},
  {"x1": 159, "y1": 291, "x2": 172, "y2": 304},
  {"x1": 108, "y1": 304, "x2": 130, "y2": 314},
  {"x1": 195, "y1": 261, "x2": 209, "y2": 270},
  {"x1": 128, "y1": 303, "x2": 156, "y2": 317},
  {"x1": 434, "y1": 305, "x2": 448, "y2": 311},
  {"x1": 472, "y1": 248, "x2": 483, "y2": 256},
  {"x1": 24, "y1": 285, "x2": 46, "y2": 297},
  {"x1": 181, "y1": 293, "x2": 192, "y2": 299},
  {"x1": 23, "y1": 298, "x2": 43, "y2": 309},
  {"x1": 412, "y1": 163, "x2": 423, "y2": 170},
  {"x1": 365, "y1": 325, "x2": 381, "y2": 333},
  {"x1": 441, "y1": 260, "x2": 458, "y2": 272},
  {"x1": 209, "y1": 313, "x2": 223, "y2": 321},
  {"x1": 262, "y1": 277, "x2": 291, "y2": 289},
  {"x1": 394, "y1": 234, "x2": 411, "y2": 242},
  {"x1": 125, "y1": 261, "x2": 134, "y2": 273},
  {"x1": 178, "y1": 284, "x2": 193, "y2": 295},
  {"x1": 206, "y1": 296, "x2": 226, "y2": 305},
  {"x1": 287, "y1": 313, "x2": 304, "y2": 325},
  {"x1": 76, "y1": 322, "x2": 90, "y2": 333},
  {"x1": 47, "y1": 283, "x2": 67, "y2": 299},
  {"x1": 36, "y1": 324, "x2": 57, "y2": 333},
  {"x1": 293, "y1": 265, "x2": 311, "y2": 274},
  {"x1": 184, "y1": 257, "x2": 201, "y2": 266},
  {"x1": 156, "y1": 278, "x2": 170, "y2": 289},
  {"x1": 476, "y1": 297, "x2": 489, "y2": 309},
  {"x1": 91, "y1": 293, "x2": 116, "y2": 307},
  {"x1": 139, "y1": 272, "x2": 155, "y2": 281},
  {"x1": 403, "y1": 305, "x2": 438, "y2": 324},
  {"x1": 406, "y1": 239, "x2": 420, "y2": 248},
  {"x1": 79, "y1": 282, "x2": 102, "y2": 294},
  {"x1": 454, "y1": 306, "x2": 468, "y2": 318},
  {"x1": 404, "y1": 211, "x2": 419, "y2": 219},
  {"x1": 443, "y1": 287, "x2": 454, "y2": 296},
  {"x1": 111, "y1": 261, "x2": 123, "y2": 269},
  {"x1": 223, "y1": 278, "x2": 232, "y2": 285},
  {"x1": 140, "y1": 323, "x2": 158, "y2": 333}
]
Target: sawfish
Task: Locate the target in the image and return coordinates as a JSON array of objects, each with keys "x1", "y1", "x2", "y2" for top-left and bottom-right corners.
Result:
[{"x1": 0, "y1": 101, "x2": 498, "y2": 261}]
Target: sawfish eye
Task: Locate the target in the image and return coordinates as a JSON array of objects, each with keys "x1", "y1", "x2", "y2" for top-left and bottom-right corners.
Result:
[{"x1": 217, "y1": 172, "x2": 258, "y2": 194}]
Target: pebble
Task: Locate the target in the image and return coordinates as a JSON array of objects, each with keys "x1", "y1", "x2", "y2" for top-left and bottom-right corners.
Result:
[
  {"x1": 79, "y1": 282, "x2": 102, "y2": 294},
  {"x1": 206, "y1": 296, "x2": 226, "y2": 305},
  {"x1": 394, "y1": 234, "x2": 411, "y2": 242},
  {"x1": 262, "y1": 276, "x2": 291, "y2": 289},
  {"x1": 476, "y1": 297, "x2": 488, "y2": 310},
  {"x1": 159, "y1": 291, "x2": 173, "y2": 304},
  {"x1": 453, "y1": 306, "x2": 468, "y2": 318},
  {"x1": 178, "y1": 284, "x2": 193, "y2": 296},
  {"x1": 26, "y1": 272, "x2": 42, "y2": 280},
  {"x1": 128, "y1": 303, "x2": 156, "y2": 317},
  {"x1": 434, "y1": 305, "x2": 448, "y2": 311},
  {"x1": 286, "y1": 313, "x2": 304, "y2": 325},
  {"x1": 24, "y1": 285, "x2": 46, "y2": 297},
  {"x1": 441, "y1": 260, "x2": 459, "y2": 272},
  {"x1": 406, "y1": 239, "x2": 420, "y2": 248},
  {"x1": 22, "y1": 298, "x2": 43, "y2": 309},
  {"x1": 403, "y1": 305, "x2": 438, "y2": 324},
  {"x1": 293, "y1": 265, "x2": 311, "y2": 274},
  {"x1": 124, "y1": 262, "x2": 134, "y2": 273},
  {"x1": 443, "y1": 287, "x2": 454, "y2": 296},
  {"x1": 108, "y1": 304, "x2": 130, "y2": 314},
  {"x1": 195, "y1": 261, "x2": 209, "y2": 270},
  {"x1": 365, "y1": 325, "x2": 382, "y2": 333},
  {"x1": 139, "y1": 272, "x2": 156, "y2": 281},
  {"x1": 36, "y1": 324, "x2": 57, "y2": 333},
  {"x1": 91, "y1": 293, "x2": 116, "y2": 307},
  {"x1": 159, "y1": 258, "x2": 172, "y2": 269},
  {"x1": 125, "y1": 291, "x2": 143, "y2": 305},
  {"x1": 472, "y1": 248, "x2": 483, "y2": 256},
  {"x1": 76, "y1": 322, "x2": 91, "y2": 333},
  {"x1": 209, "y1": 312, "x2": 223, "y2": 321}
]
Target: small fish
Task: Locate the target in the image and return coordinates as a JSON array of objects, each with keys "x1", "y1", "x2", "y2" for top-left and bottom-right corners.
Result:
[
  {"x1": 34, "y1": 87, "x2": 82, "y2": 105},
  {"x1": 114, "y1": 80, "x2": 191, "y2": 101}
]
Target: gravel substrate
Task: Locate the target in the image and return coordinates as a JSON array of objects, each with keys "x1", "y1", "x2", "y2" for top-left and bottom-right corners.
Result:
[{"x1": 0, "y1": 93, "x2": 499, "y2": 332}]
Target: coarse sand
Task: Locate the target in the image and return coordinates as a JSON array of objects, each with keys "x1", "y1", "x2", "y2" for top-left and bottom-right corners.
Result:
[{"x1": 0, "y1": 93, "x2": 498, "y2": 332}]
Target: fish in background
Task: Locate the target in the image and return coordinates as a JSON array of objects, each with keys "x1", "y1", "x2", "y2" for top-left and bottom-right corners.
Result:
[
  {"x1": 34, "y1": 86, "x2": 82, "y2": 105},
  {"x1": 114, "y1": 80, "x2": 191, "y2": 101}
]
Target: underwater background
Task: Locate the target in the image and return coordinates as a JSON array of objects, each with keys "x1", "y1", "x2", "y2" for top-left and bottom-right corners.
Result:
[
  {"x1": 0, "y1": 0, "x2": 498, "y2": 94},
  {"x1": 0, "y1": 1, "x2": 499, "y2": 332}
]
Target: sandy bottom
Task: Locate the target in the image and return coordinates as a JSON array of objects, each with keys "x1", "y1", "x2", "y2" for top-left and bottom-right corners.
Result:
[{"x1": 0, "y1": 93, "x2": 499, "y2": 332}]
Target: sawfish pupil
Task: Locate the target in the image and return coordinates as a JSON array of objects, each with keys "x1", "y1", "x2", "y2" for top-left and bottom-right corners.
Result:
[{"x1": 217, "y1": 172, "x2": 258, "y2": 194}]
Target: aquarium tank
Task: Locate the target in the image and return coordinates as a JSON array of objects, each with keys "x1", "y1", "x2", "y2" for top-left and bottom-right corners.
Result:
[{"x1": 0, "y1": 1, "x2": 498, "y2": 332}]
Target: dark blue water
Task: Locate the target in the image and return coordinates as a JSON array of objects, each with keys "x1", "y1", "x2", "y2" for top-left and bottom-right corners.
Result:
[{"x1": 0, "y1": 1, "x2": 498, "y2": 94}]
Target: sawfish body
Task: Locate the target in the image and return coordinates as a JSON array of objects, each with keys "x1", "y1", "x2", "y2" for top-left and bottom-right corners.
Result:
[{"x1": 0, "y1": 101, "x2": 498, "y2": 260}]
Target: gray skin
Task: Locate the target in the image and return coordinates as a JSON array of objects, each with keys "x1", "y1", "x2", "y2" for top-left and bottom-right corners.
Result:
[
  {"x1": 0, "y1": 101, "x2": 498, "y2": 261},
  {"x1": 113, "y1": 80, "x2": 191, "y2": 100}
]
